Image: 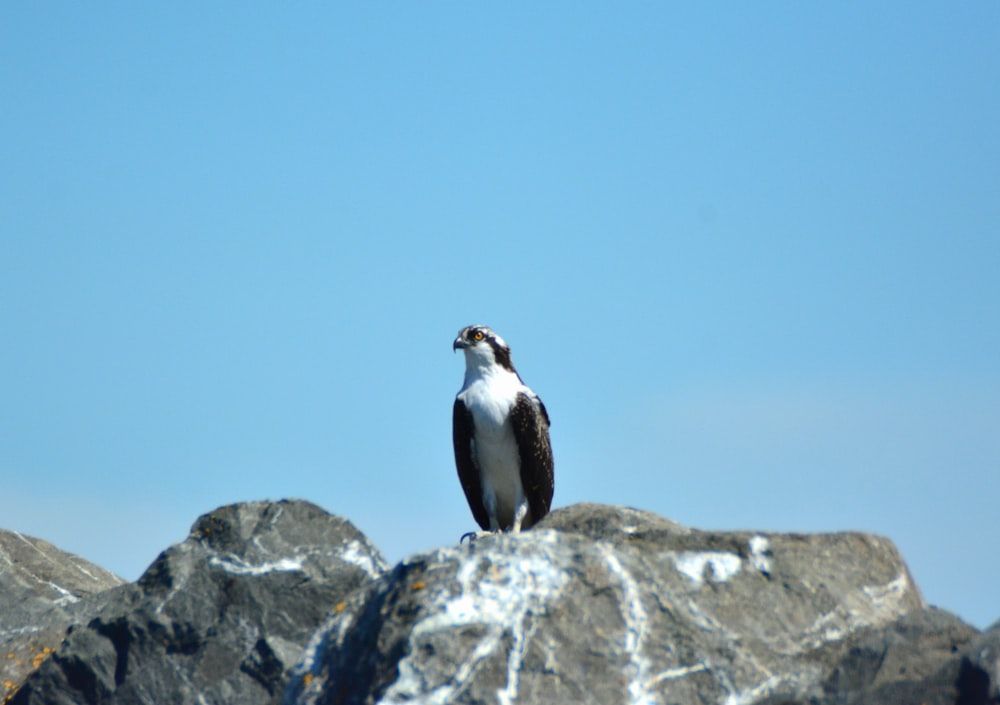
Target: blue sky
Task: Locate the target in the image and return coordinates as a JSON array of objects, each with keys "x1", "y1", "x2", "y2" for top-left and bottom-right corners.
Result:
[{"x1": 2, "y1": 4, "x2": 998, "y2": 628}]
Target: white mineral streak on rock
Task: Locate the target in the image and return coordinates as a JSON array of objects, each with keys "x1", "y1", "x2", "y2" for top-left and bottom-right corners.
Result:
[
  {"x1": 71, "y1": 562, "x2": 100, "y2": 582},
  {"x1": 250, "y1": 536, "x2": 270, "y2": 555},
  {"x1": 149, "y1": 544, "x2": 198, "y2": 615},
  {"x1": 208, "y1": 554, "x2": 305, "y2": 576},
  {"x1": 380, "y1": 533, "x2": 570, "y2": 705},
  {"x1": 647, "y1": 662, "x2": 709, "y2": 686},
  {"x1": 295, "y1": 585, "x2": 364, "y2": 680},
  {"x1": 0, "y1": 626, "x2": 42, "y2": 639},
  {"x1": 0, "y1": 531, "x2": 106, "y2": 601},
  {"x1": 339, "y1": 539, "x2": 385, "y2": 579},
  {"x1": 11, "y1": 530, "x2": 60, "y2": 571},
  {"x1": 47, "y1": 581, "x2": 80, "y2": 605},
  {"x1": 300, "y1": 546, "x2": 428, "y2": 700},
  {"x1": 496, "y1": 594, "x2": 550, "y2": 705},
  {"x1": 863, "y1": 572, "x2": 910, "y2": 606},
  {"x1": 672, "y1": 551, "x2": 743, "y2": 585},
  {"x1": 271, "y1": 505, "x2": 285, "y2": 523},
  {"x1": 797, "y1": 572, "x2": 913, "y2": 651},
  {"x1": 599, "y1": 545, "x2": 657, "y2": 705},
  {"x1": 598, "y1": 544, "x2": 724, "y2": 705},
  {"x1": 12, "y1": 531, "x2": 45, "y2": 554},
  {"x1": 723, "y1": 673, "x2": 801, "y2": 705},
  {"x1": 681, "y1": 596, "x2": 739, "y2": 638},
  {"x1": 748, "y1": 535, "x2": 771, "y2": 575}
]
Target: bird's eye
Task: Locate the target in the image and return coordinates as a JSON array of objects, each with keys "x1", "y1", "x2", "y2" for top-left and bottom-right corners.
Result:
[{"x1": 473, "y1": 330, "x2": 485, "y2": 341}]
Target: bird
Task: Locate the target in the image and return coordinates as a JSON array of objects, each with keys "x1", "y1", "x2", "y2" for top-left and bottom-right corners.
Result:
[{"x1": 452, "y1": 325, "x2": 554, "y2": 534}]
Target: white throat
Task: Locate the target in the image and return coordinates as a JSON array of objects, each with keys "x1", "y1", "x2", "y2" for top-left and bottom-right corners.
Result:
[{"x1": 458, "y1": 350, "x2": 527, "y2": 424}]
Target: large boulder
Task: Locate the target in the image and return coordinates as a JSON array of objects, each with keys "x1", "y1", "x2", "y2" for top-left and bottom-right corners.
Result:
[
  {"x1": 10, "y1": 499, "x2": 386, "y2": 705},
  {"x1": 0, "y1": 530, "x2": 124, "y2": 703},
  {"x1": 4, "y1": 501, "x2": 994, "y2": 705},
  {"x1": 283, "y1": 503, "x2": 982, "y2": 705}
]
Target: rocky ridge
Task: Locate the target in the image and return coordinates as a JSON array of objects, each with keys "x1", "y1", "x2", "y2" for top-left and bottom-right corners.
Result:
[
  {"x1": 1, "y1": 530, "x2": 125, "y2": 702},
  {"x1": 3, "y1": 500, "x2": 385, "y2": 705},
  {"x1": 1, "y1": 500, "x2": 996, "y2": 705}
]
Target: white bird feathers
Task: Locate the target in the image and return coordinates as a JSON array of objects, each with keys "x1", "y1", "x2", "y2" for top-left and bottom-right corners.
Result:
[{"x1": 452, "y1": 325, "x2": 554, "y2": 533}]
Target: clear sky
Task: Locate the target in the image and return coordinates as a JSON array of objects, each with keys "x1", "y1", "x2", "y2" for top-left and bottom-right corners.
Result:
[{"x1": 2, "y1": 4, "x2": 998, "y2": 628}]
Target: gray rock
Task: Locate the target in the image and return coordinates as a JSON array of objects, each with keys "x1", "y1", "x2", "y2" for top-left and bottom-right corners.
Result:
[
  {"x1": 10, "y1": 499, "x2": 386, "y2": 705},
  {"x1": 5, "y1": 501, "x2": 995, "y2": 705},
  {"x1": 284, "y1": 503, "x2": 931, "y2": 705},
  {"x1": 955, "y1": 620, "x2": 1000, "y2": 705},
  {"x1": 1, "y1": 530, "x2": 125, "y2": 702},
  {"x1": 810, "y1": 607, "x2": 980, "y2": 705},
  {"x1": 0, "y1": 530, "x2": 125, "y2": 626}
]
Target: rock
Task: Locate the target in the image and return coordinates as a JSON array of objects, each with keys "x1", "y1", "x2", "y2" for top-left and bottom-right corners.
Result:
[
  {"x1": 4, "y1": 501, "x2": 995, "y2": 705},
  {"x1": 813, "y1": 607, "x2": 980, "y2": 705},
  {"x1": 283, "y1": 503, "x2": 934, "y2": 705},
  {"x1": 0, "y1": 530, "x2": 125, "y2": 703},
  {"x1": 0, "y1": 530, "x2": 124, "y2": 627},
  {"x1": 9, "y1": 499, "x2": 386, "y2": 705},
  {"x1": 956, "y1": 621, "x2": 1000, "y2": 705}
]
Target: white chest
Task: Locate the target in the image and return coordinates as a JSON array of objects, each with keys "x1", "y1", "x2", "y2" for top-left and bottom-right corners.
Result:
[
  {"x1": 458, "y1": 373, "x2": 520, "y2": 432},
  {"x1": 457, "y1": 370, "x2": 527, "y2": 522}
]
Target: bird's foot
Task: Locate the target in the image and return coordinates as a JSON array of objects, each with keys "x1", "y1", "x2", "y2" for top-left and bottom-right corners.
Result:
[{"x1": 460, "y1": 530, "x2": 496, "y2": 545}]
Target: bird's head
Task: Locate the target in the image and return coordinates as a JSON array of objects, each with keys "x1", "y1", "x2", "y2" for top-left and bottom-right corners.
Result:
[{"x1": 453, "y1": 325, "x2": 515, "y2": 373}]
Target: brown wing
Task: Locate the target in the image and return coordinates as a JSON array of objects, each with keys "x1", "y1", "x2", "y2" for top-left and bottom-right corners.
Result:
[
  {"x1": 510, "y1": 392, "x2": 555, "y2": 526},
  {"x1": 453, "y1": 398, "x2": 490, "y2": 531}
]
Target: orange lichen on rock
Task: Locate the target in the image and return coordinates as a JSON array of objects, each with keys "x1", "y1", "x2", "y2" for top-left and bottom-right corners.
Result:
[{"x1": 2, "y1": 681, "x2": 18, "y2": 705}]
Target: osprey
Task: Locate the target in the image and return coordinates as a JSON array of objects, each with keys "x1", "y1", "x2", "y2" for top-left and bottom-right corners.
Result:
[{"x1": 452, "y1": 325, "x2": 554, "y2": 533}]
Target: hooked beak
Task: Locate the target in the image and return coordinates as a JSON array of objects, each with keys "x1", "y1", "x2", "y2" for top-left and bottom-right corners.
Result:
[{"x1": 453, "y1": 337, "x2": 468, "y2": 352}]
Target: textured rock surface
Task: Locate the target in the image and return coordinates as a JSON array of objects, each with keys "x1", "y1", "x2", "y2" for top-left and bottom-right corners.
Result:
[
  {"x1": 958, "y1": 622, "x2": 1000, "y2": 705},
  {"x1": 9, "y1": 499, "x2": 386, "y2": 705},
  {"x1": 284, "y1": 503, "x2": 948, "y2": 705},
  {"x1": 3, "y1": 501, "x2": 996, "y2": 705},
  {"x1": 811, "y1": 607, "x2": 980, "y2": 705},
  {"x1": 0, "y1": 531, "x2": 125, "y2": 703}
]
